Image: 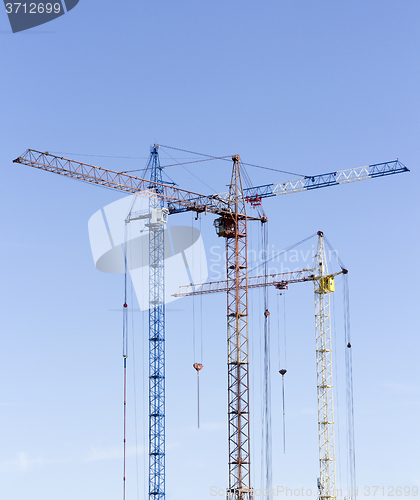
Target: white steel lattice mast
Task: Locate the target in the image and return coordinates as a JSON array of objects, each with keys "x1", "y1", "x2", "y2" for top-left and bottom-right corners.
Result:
[{"x1": 314, "y1": 231, "x2": 336, "y2": 500}]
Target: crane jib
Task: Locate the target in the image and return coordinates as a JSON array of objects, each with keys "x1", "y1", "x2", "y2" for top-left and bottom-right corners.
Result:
[
  {"x1": 165, "y1": 159, "x2": 409, "y2": 214},
  {"x1": 240, "y1": 160, "x2": 408, "y2": 199},
  {"x1": 161, "y1": 160, "x2": 409, "y2": 213}
]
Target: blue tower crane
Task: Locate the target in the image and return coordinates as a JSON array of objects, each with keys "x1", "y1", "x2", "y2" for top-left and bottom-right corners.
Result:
[{"x1": 147, "y1": 145, "x2": 167, "y2": 500}]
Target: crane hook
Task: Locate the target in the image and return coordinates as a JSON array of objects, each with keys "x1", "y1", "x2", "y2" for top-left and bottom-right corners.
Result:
[
  {"x1": 193, "y1": 363, "x2": 203, "y2": 372},
  {"x1": 193, "y1": 363, "x2": 203, "y2": 429}
]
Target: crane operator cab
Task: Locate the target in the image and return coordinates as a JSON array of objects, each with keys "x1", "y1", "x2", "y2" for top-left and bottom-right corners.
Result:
[
  {"x1": 316, "y1": 276, "x2": 335, "y2": 294},
  {"x1": 150, "y1": 207, "x2": 169, "y2": 225},
  {"x1": 214, "y1": 216, "x2": 236, "y2": 238}
]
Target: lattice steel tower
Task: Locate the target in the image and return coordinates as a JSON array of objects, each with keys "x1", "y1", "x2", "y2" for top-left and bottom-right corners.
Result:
[
  {"x1": 147, "y1": 145, "x2": 167, "y2": 500},
  {"x1": 224, "y1": 156, "x2": 253, "y2": 500},
  {"x1": 314, "y1": 231, "x2": 336, "y2": 500}
]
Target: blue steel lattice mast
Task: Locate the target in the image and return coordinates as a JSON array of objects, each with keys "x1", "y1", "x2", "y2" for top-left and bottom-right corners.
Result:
[{"x1": 148, "y1": 145, "x2": 167, "y2": 500}]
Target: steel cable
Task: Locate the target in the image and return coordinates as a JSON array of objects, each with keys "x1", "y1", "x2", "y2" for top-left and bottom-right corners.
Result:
[{"x1": 344, "y1": 275, "x2": 357, "y2": 500}]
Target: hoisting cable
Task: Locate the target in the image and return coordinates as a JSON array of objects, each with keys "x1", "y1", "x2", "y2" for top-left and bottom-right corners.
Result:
[
  {"x1": 257, "y1": 220, "x2": 264, "y2": 492},
  {"x1": 344, "y1": 274, "x2": 357, "y2": 500},
  {"x1": 159, "y1": 144, "x2": 306, "y2": 177},
  {"x1": 331, "y1": 291, "x2": 343, "y2": 491},
  {"x1": 249, "y1": 232, "x2": 318, "y2": 275},
  {"x1": 148, "y1": 156, "x2": 233, "y2": 169},
  {"x1": 320, "y1": 233, "x2": 354, "y2": 495},
  {"x1": 193, "y1": 363, "x2": 203, "y2": 428},
  {"x1": 262, "y1": 222, "x2": 273, "y2": 500},
  {"x1": 160, "y1": 148, "x2": 218, "y2": 194},
  {"x1": 279, "y1": 369, "x2": 287, "y2": 454},
  {"x1": 277, "y1": 292, "x2": 287, "y2": 453},
  {"x1": 131, "y1": 305, "x2": 141, "y2": 500},
  {"x1": 50, "y1": 150, "x2": 151, "y2": 160},
  {"x1": 191, "y1": 212, "x2": 196, "y2": 361},
  {"x1": 139, "y1": 228, "x2": 147, "y2": 499},
  {"x1": 125, "y1": 200, "x2": 143, "y2": 500},
  {"x1": 199, "y1": 216, "x2": 204, "y2": 366},
  {"x1": 126, "y1": 219, "x2": 141, "y2": 500},
  {"x1": 240, "y1": 162, "x2": 268, "y2": 221},
  {"x1": 322, "y1": 235, "x2": 348, "y2": 273},
  {"x1": 277, "y1": 291, "x2": 287, "y2": 453},
  {"x1": 122, "y1": 151, "x2": 154, "y2": 178},
  {"x1": 191, "y1": 213, "x2": 204, "y2": 429},
  {"x1": 122, "y1": 227, "x2": 129, "y2": 500}
]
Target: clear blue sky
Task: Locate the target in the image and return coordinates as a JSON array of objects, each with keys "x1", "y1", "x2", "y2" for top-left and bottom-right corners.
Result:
[{"x1": 0, "y1": 2, "x2": 419, "y2": 500}]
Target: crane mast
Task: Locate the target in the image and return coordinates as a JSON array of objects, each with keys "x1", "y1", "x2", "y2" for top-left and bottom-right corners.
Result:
[
  {"x1": 225, "y1": 156, "x2": 252, "y2": 500},
  {"x1": 147, "y1": 146, "x2": 167, "y2": 500},
  {"x1": 314, "y1": 231, "x2": 337, "y2": 500}
]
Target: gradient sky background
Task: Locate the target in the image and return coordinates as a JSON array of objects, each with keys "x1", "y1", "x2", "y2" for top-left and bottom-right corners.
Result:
[{"x1": 0, "y1": 1, "x2": 419, "y2": 500}]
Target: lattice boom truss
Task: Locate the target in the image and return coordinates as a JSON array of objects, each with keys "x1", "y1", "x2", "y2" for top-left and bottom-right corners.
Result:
[{"x1": 173, "y1": 270, "x2": 315, "y2": 297}]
